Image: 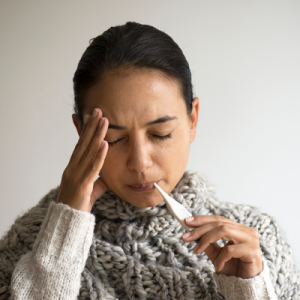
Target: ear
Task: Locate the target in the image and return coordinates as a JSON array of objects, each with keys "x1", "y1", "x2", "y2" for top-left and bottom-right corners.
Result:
[
  {"x1": 189, "y1": 97, "x2": 199, "y2": 143},
  {"x1": 72, "y1": 114, "x2": 82, "y2": 136}
]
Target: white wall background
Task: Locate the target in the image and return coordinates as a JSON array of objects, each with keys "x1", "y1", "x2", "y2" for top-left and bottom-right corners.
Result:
[{"x1": 1, "y1": 0, "x2": 299, "y2": 264}]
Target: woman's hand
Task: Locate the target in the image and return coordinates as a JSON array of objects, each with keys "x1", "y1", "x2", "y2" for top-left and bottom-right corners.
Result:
[
  {"x1": 181, "y1": 215, "x2": 263, "y2": 279},
  {"x1": 56, "y1": 108, "x2": 109, "y2": 212}
]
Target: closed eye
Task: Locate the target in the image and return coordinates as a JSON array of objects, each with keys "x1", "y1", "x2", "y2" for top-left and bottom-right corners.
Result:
[
  {"x1": 151, "y1": 133, "x2": 172, "y2": 140},
  {"x1": 108, "y1": 133, "x2": 172, "y2": 147},
  {"x1": 108, "y1": 137, "x2": 125, "y2": 147}
]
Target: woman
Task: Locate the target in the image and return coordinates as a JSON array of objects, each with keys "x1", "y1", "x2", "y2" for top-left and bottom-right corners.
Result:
[{"x1": 0, "y1": 21, "x2": 299, "y2": 299}]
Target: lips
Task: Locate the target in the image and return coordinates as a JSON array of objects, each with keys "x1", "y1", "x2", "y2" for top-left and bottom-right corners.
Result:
[
  {"x1": 130, "y1": 181, "x2": 158, "y2": 188},
  {"x1": 128, "y1": 180, "x2": 159, "y2": 192}
]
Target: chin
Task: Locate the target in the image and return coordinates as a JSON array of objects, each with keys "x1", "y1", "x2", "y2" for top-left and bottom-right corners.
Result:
[
  {"x1": 133, "y1": 201, "x2": 161, "y2": 208},
  {"x1": 124, "y1": 194, "x2": 164, "y2": 208}
]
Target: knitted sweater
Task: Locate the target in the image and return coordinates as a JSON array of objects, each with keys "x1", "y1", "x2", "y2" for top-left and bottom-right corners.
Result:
[{"x1": 0, "y1": 171, "x2": 299, "y2": 299}]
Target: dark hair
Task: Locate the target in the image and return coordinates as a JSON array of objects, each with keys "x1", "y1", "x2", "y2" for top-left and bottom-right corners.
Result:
[{"x1": 73, "y1": 21, "x2": 194, "y2": 126}]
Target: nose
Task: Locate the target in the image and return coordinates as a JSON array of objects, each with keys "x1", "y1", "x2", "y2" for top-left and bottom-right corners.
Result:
[{"x1": 126, "y1": 138, "x2": 153, "y2": 173}]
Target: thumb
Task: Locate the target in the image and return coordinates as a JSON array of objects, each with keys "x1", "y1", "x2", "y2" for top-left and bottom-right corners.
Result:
[{"x1": 90, "y1": 176, "x2": 108, "y2": 204}]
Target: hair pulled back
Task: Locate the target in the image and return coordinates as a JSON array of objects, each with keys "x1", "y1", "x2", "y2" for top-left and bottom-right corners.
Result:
[{"x1": 73, "y1": 21, "x2": 194, "y2": 126}]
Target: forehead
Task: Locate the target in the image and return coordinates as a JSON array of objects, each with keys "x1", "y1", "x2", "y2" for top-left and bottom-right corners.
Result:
[{"x1": 84, "y1": 68, "x2": 186, "y2": 122}]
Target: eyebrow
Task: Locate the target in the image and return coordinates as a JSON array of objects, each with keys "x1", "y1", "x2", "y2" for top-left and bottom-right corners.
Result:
[{"x1": 108, "y1": 115, "x2": 178, "y2": 129}]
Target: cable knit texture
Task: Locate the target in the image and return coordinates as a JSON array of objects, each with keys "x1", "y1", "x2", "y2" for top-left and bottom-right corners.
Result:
[{"x1": 0, "y1": 171, "x2": 299, "y2": 299}]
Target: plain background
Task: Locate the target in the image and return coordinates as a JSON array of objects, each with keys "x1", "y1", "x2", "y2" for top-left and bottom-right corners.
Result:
[{"x1": 1, "y1": 0, "x2": 299, "y2": 264}]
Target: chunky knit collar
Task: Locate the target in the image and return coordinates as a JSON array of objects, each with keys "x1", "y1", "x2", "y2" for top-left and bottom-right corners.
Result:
[
  {"x1": 91, "y1": 171, "x2": 211, "y2": 221},
  {"x1": 82, "y1": 170, "x2": 225, "y2": 299}
]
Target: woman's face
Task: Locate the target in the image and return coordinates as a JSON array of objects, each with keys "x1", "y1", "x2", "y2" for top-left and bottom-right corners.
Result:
[{"x1": 74, "y1": 68, "x2": 199, "y2": 207}]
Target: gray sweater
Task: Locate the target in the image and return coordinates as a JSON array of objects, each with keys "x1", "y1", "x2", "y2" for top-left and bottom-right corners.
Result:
[{"x1": 0, "y1": 171, "x2": 299, "y2": 299}]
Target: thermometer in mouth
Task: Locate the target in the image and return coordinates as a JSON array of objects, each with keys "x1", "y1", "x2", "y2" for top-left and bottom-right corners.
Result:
[{"x1": 154, "y1": 183, "x2": 199, "y2": 243}]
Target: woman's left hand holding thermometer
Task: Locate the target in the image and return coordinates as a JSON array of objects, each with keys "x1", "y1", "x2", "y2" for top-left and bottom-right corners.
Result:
[{"x1": 181, "y1": 215, "x2": 263, "y2": 279}]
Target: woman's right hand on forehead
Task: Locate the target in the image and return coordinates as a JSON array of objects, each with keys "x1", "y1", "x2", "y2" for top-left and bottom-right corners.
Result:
[{"x1": 56, "y1": 108, "x2": 109, "y2": 212}]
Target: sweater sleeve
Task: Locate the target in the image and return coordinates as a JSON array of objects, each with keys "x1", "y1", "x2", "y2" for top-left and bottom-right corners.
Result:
[
  {"x1": 210, "y1": 208, "x2": 300, "y2": 299},
  {"x1": 213, "y1": 258, "x2": 278, "y2": 300},
  {"x1": 10, "y1": 201, "x2": 95, "y2": 300}
]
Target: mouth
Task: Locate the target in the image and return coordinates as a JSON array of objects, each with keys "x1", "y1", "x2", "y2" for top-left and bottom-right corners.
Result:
[{"x1": 128, "y1": 180, "x2": 160, "y2": 192}]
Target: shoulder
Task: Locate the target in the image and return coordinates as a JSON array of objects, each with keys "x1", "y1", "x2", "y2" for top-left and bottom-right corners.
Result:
[
  {"x1": 183, "y1": 171, "x2": 279, "y2": 232},
  {"x1": 0, "y1": 186, "x2": 62, "y2": 295},
  {"x1": 0, "y1": 186, "x2": 60, "y2": 284},
  {"x1": 1, "y1": 186, "x2": 60, "y2": 242}
]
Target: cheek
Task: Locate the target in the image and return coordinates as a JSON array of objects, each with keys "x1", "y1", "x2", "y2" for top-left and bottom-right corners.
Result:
[
  {"x1": 155, "y1": 129, "x2": 190, "y2": 168},
  {"x1": 172, "y1": 128, "x2": 191, "y2": 165},
  {"x1": 99, "y1": 150, "x2": 121, "y2": 180}
]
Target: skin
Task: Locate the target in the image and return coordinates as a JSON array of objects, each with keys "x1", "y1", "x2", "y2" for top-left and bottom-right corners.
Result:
[
  {"x1": 56, "y1": 67, "x2": 262, "y2": 279},
  {"x1": 77, "y1": 69, "x2": 196, "y2": 207}
]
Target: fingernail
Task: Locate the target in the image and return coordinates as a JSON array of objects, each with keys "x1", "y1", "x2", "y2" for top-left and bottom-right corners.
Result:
[
  {"x1": 193, "y1": 243, "x2": 200, "y2": 253},
  {"x1": 92, "y1": 108, "x2": 98, "y2": 118},
  {"x1": 185, "y1": 216, "x2": 194, "y2": 222},
  {"x1": 100, "y1": 141, "x2": 104, "y2": 149},
  {"x1": 99, "y1": 117, "x2": 104, "y2": 127},
  {"x1": 84, "y1": 114, "x2": 90, "y2": 124},
  {"x1": 182, "y1": 232, "x2": 190, "y2": 239},
  {"x1": 215, "y1": 262, "x2": 218, "y2": 271}
]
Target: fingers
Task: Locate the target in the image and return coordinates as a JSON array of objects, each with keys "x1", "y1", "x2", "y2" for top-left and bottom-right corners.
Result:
[
  {"x1": 182, "y1": 219, "x2": 249, "y2": 246},
  {"x1": 185, "y1": 215, "x2": 235, "y2": 227},
  {"x1": 69, "y1": 113, "x2": 91, "y2": 161},
  {"x1": 181, "y1": 215, "x2": 262, "y2": 278},
  {"x1": 213, "y1": 243, "x2": 250, "y2": 272},
  {"x1": 83, "y1": 139, "x2": 108, "y2": 185},
  {"x1": 90, "y1": 174, "x2": 108, "y2": 204},
  {"x1": 80, "y1": 116, "x2": 108, "y2": 172},
  {"x1": 71, "y1": 108, "x2": 106, "y2": 166}
]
